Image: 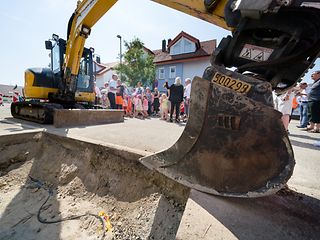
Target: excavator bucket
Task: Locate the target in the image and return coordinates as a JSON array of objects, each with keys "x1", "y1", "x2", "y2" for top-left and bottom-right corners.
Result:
[{"x1": 140, "y1": 66, "x2": 295, "y2": 197}]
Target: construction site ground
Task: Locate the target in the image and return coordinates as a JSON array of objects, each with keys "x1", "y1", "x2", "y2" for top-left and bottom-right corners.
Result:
[{"x1": 0, "y1": 102, "x2": 320, "y2": 240}]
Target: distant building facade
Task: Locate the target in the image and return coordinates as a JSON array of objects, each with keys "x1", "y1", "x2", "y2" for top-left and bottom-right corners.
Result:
[
  {"x1": 94, "y1": 61, "x2": 119, "y2": 88},
  {"x1": 96, "y1": 31, "x2": 216, "y2": 91},
  {"x1": 152, "y1": 31, "x2": 216, "y2": 91}
]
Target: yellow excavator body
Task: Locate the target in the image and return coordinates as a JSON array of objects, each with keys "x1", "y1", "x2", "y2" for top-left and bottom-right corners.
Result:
[{"x1": 24, "y1": 70, "x2": 59, "y2": 100}]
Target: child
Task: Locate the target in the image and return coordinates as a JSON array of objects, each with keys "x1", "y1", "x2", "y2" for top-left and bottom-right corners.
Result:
[
  {"x1": 126, "y1": 95, "x2": 133, "y2": 117},
  {"x1": 123, "y1": 94, "x2": 128, "y2": 116},
  {"x1": 134, "y1": 95, "x2": 143, "y2": 119},
  {"x1": 180, "y1": 102, "x2": 185, "y2": 119},
  {"x1": 160, "y1": 94, "x2": 169, "y2": 120},
  {"x1": 143, "y1": 95, "x2": 149, "y2": 118},
  {"x1": 101, "y1": 92, "x2": 110, "y2": 108}
]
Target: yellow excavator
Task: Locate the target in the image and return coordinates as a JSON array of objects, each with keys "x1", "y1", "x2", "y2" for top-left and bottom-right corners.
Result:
[
  {"x1": 11, "y1": 36, "x2": 97, "y2": 123},
  {"x1": 11, "y1": 0, "x2": 320, "y2": 197}
]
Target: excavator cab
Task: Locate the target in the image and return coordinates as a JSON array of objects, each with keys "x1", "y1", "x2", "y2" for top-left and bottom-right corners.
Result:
[{"x1": 45, "y1": 35, "x2": 95, "y2": 103}]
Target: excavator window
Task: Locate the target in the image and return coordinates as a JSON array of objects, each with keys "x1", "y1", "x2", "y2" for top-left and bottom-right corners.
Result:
[
  {"x1": 52, "y1": 43, "x2": 61, "y2": 74},
  {"x1": 77, "y1": 54, "x2": 91, "y2": 90}
]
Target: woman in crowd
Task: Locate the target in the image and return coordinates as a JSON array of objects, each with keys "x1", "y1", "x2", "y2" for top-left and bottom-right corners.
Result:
[
  {"x1": 273, "y1": 88, "x2": 295, "y2": 133},
  {"x1": 145, "y1": 87, "x2": 153, "y2": 115},
  {"x1": 307, "y1": 71, "x2": 320, "y2": 133},
  {"x1": 153, "y1": 88, "x2": 160, "y2": 116}
]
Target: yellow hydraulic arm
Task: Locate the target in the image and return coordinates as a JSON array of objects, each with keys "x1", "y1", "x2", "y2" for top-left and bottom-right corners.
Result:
[
  {"x1": 63, "y1": 0, "x2": 229, "y2": 95},
  {"x1": 63, "y1": 0, "x2": 117, "y2": 94}
]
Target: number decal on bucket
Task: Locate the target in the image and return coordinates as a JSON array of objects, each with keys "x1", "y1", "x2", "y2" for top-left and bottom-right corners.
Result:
[{"x1": 211, "y1": 73, "x2": 251, "y2": 94}]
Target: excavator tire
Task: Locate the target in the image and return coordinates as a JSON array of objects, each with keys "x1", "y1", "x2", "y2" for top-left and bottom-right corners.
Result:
[{"x1": 140, "y1": 66, "x2": 295, "y2": 198}]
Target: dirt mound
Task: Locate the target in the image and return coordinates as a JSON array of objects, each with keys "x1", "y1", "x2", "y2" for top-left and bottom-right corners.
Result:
[{"x1": 0, "y1": 132, "x2": 189, "y2": 240}]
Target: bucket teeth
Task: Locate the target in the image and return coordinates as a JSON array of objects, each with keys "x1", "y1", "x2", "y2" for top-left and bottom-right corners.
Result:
[{"x1": 140, "y1": 68, "x2": 295, "y2": 198}]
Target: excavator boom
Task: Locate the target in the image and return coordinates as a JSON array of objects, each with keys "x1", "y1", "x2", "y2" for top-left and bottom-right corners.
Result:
[
  {"x1": 62, "y1": 0, "x2": 117, "y2": 98},
  {"x1": 152, "y1": 0, "x2": 229, "y2": 29}
]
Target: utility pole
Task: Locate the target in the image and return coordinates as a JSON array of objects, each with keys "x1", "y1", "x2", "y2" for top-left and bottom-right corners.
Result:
[{"x1": 117, "y1": 35, "x2": 122, "y2": 80}]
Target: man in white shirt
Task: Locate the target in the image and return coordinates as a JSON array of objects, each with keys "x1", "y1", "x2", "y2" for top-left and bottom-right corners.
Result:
[
  {"x1": 108, "y1": 74, "x2": 118, "y2": 109},
  {"x1": 183, "y1": 78, "x2": 192, "y2": 121}
]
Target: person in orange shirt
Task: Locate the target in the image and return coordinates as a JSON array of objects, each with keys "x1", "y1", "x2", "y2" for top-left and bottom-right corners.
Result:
[
  {"x1": 126, "y1": 95, "x2": 133, "y2": 117},
  {"x1": 115, "y1": 79, "x2": 124, "y2": 109}
]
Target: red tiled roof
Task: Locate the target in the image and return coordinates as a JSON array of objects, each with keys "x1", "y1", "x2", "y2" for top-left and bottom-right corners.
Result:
[{"x1": 153, "y1": 39, "x2": 216, "y2": 64}]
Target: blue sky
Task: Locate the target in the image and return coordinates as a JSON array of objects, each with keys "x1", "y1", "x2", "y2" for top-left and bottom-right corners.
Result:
[{"x1": 0, "y1": 0, "x2": 318, "y2": 86}]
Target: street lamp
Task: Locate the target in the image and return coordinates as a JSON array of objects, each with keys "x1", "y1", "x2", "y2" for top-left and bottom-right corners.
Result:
[{"x1": 116, "y1": 35, "x2": 122, "y2": 80}]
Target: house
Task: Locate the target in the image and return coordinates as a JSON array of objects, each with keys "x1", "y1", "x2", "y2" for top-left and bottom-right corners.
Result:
[
  {"x1": 152, "y1": 31, "x2": 216, "y2": 92},
  {"x1": 94, "y1": 61, "x2": 119, "y2": 88}
]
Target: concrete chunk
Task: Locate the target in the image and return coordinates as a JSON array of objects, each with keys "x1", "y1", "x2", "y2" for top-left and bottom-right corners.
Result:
[{"x1": 53, "y1": 109, "x2": 124, "y2": 128}]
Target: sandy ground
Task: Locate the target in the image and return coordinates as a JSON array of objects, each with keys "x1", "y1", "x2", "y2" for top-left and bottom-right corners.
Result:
[{"x1": 0, "y1": 132, "x2": 188, "y2": 240}]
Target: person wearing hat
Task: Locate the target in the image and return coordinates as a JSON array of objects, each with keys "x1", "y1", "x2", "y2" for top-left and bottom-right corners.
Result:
[{"x1": 108, "y1": 73, "x2": 118, "y2": 109}]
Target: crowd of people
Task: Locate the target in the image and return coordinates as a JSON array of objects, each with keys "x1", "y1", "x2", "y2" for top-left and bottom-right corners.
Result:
[
  {"x1": 273, "y1": 70, "x2": 320, "y2": 138},
  {"x1": 94, "y1": 74, "x2": 192, "y2": 123}
]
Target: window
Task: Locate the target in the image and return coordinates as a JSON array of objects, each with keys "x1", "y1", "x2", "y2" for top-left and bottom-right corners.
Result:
[
  {"x1": 169, "y1": 66, "x2": 176, "y2": 78},
  {"x1": 51, "y1": 43, "x2": 61, "y2": 73},
  {"x1": 171, "y1": 42, "x2": 181, "y2": 55},
  {"x1": 159, "y1": 68, "x2": 165, "y2": 79},
  {"x1": 184, "y1": 40, "x2": 193, "y2": 53},
  {"x1": 77, "y1": 53, "x2": 91, "y2": 90},
  {"x1": 170, "y1": 37, "x2": 196, "y2": 55}
]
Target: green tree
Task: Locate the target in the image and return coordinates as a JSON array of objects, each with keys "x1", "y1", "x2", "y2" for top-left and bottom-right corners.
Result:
[{"x1": 115, "y1": 37, "x2": 155, "y2": 87}]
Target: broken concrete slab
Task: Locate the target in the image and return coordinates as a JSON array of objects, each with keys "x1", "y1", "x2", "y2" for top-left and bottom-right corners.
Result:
[
  {"x1": 53, "y1": 109, "x2": 124, "y2": 128},
  {"x1": 176, "y1": 189, "x2": 320, "y2": 240}
]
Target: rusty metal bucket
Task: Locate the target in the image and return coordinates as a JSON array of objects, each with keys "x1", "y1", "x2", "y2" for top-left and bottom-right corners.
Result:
[{"x1": 140, "y1": 66, "x2": 295, "y2": 197}]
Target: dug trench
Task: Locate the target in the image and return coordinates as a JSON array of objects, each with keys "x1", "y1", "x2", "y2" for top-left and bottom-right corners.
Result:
[{"x1": 0, "y1": 132, "x2": 189, "y2": 240}]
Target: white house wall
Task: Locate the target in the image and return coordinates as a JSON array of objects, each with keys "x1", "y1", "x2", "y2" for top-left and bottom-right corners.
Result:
[
  {"x1": 182, "y1": 59, "x2": 211, "y2": 81},
  {"x1": 96, "y1": 71, "x2": 114, "y2": 88}
]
